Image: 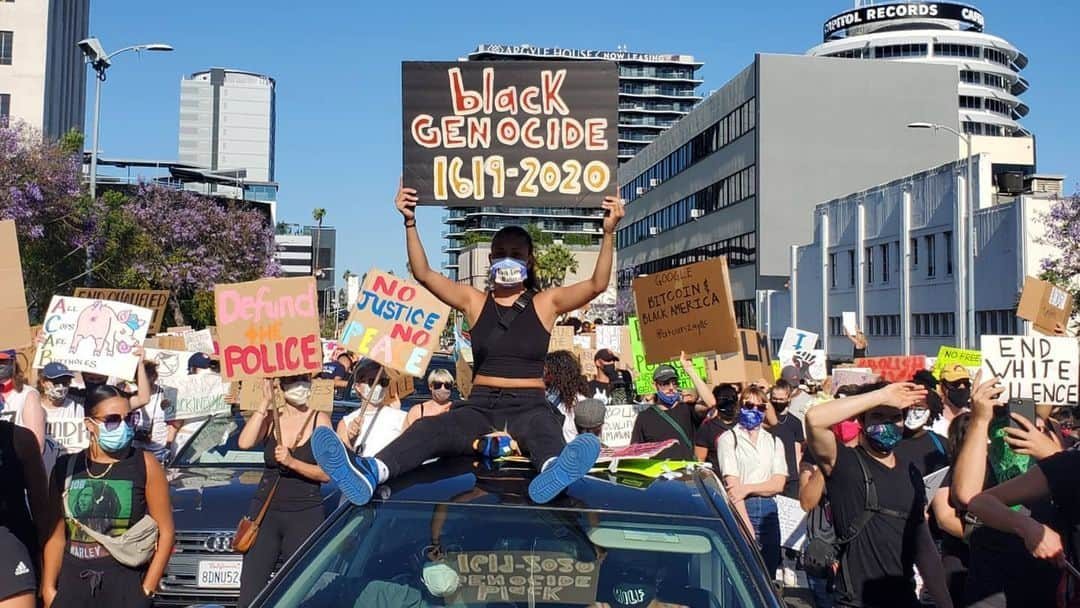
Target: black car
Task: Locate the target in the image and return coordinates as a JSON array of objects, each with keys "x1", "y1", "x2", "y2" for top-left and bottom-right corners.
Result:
[
  {"x1": 240, "y1": 458, "x2": 784, "y2": 608},
  {"x1": 158, "y1": 407, "x2": 348, "y2": 608}
]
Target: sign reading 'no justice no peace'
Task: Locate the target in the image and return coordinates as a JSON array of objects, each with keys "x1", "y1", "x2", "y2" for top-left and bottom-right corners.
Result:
[
  {"x1": 632, "y1": 257, "x2": 740, "y2": 365},
  {"x1": 402, "y1": 61, "x2": 618, "y2": 207}
]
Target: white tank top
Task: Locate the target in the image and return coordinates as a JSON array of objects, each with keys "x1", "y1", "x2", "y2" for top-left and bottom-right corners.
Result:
[{"x1": 1, "y1": 385, "x2": 39, "y2": 427}]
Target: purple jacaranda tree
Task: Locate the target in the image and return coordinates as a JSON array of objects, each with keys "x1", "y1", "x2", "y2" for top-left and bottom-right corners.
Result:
[{"x1": 1037, "y1": 192, "x2": 1080, "y2": 323}]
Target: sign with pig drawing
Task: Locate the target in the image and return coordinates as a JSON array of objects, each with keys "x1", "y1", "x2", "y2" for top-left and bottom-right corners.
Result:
[{"x1": 34, "y1": 296, "x2": 153, "y2": 382}]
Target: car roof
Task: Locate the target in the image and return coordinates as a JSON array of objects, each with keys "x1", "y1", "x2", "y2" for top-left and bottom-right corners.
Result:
[{"x1": 376, "y1": 457, "x2": 722, "y2": 519}]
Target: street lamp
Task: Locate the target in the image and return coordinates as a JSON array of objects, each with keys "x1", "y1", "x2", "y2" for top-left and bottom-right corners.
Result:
[
  {"x1": 907, "y1": 121, "x2": 976, "y2": 348},
  {"x1": 78, "y1": 37, "x2": 173, "y2": 285}
]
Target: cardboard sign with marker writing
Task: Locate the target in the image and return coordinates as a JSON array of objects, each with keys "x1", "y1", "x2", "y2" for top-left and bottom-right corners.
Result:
[
  {"x1": 854, "y1": 356, "x2": 928, "y2": 383},
  {"x1": 548, "y1": 325, "x2": 575, "y2": 353},
  {"x1": 74, "y1": 288, "x2": 169, "y2": 335},
  {"x1": 0, "y1": 221, "x2": 32, "y2": 351},
  {"x1": 981, "y1": 335, "x2": 1079, "y2": 405},
  {"x1": 16, "y1": 325, "x2": 41, "y2": 387},
  {"x1": 456, "y1": 355, "x2": 474, "y2": 399},
  {"x1": 238, "y1": 379, "x2": 285, "y2": 412},
  {"x1": 706, "y1": 329, "x2": 773, "y2": 385},
  {"x1": 628, "y1": 316, "x2": 707, "y2": 396},
  {"x1": 446, "y1": 551, "x2": 600, "y2": 605},
  {"x1": 341, "y1": 269, "x2": 450, "y2": 376},
  {"x1": 35, "y1": 296, "x2": 152, "y2": 381},
  {"x1": 183, "y1": 328, "x2": 215, "y2": 354},
  {"x1": 385, "y1": 367, "x2": 416, "y2": 401},
  {"x1": 1017, "y1": 276, "x2": 1073, "y2": 335},
  {"x1": 214, "y1": 276, "x2": 322, "y2": 382},
  {"x1": 308, "y1": 378, "x2": 335, "y2": 412},
  {"x1": 631, "y1": 257, "x2": 739, "y2": 364}
]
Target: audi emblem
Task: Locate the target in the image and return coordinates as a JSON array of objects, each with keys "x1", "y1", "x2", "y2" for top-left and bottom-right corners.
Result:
[{"x1": 203, "y1": 533, "x2": 235, "y2": 553}]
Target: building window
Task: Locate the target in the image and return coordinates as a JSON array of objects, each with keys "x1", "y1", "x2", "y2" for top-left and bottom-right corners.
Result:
[
  {"x1": 959, "y1": 96, "x2": 981, "y2": 109},
  {"x1": 865, "y1": 246, "x2": 873, "y2": 284},
  {"x1": 925, "y1": 235, "x2": 936, "y2": 278},
  {"x1": 959, "y1": 70, "x2": 981, "y2": 84},
  {"x1": 984, "y1": 48, "x2": 1010, "y2": 67},
  {"x1": 881, "y1": 243, "x2": 890, "y2": 284},
  {"x1": 912, "y1": 312, "x2": 956, "y2": 337},
  {"x1": 829, "y1": 252, "x2": 837, "y2": 288},
  {"x1": 910, "y1": 237, "x2": 918, "y2": 268},
  {"x1": 0, "y1": 32, "x2": 12, "y2": 65},
  {"x1": 848, "y1": 250, "x2": 855, "y2": 287},
  {"x1": 873, "y1": 43, "x2": 928, "y2": 58},
  {"x1": 829, "y1": 316, "x2": 843, "y2": 336},
  {"x1": 733, "y1": 299, "x2": 756, "y2": 329},
  {"x1": 0, "y1": 94, "x2": 9, "y2": 123},
  {"x1": 934, "y1": 43, "x2": 980, "y2": 58},
  {"x1": 944, "y1": 231, "x2": 953, "y2": 275}
]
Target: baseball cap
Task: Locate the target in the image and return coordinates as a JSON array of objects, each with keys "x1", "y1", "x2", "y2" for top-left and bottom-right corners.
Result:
[
  {"x1": 0, "y1": 349, "x2": 15, "y2": 360},
  {"x1": 941, "y1": 364, "x2": 971, "y2": 383},
  {"x1": 652, "y1": 364, "x2": 678, "y2": 383},
  {"x1": 594, "y1": 349, "x2": 620, "y2": 363},
  {"x1": 187, "y1": 352, "x2": 213, "y2": 371},
  {"x1": 42, "y1": 362, "x2": 74, "y2": 380},
  {"x1": 318, "y1": 361, "x2": 348, "y2": 381},
  {"x1": 781, "y1": 365, "x2": 802, "y2": 386},
  {"x1": 574, "y1": 398, "x2": 606, "y2": 430}
]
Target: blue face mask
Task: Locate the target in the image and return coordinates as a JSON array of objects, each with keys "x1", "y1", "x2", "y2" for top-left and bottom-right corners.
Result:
[
  {"x1": 490, "y1": 258, "x2": 528, "y2": 287},
  {"x1": 96, "y1": 421, "x2": 134, "y2": 453},
  {"x1": 656, "y1": 390, "x2": 679, "y2": 406},
  {"x1": 738, "y1": 407, "x2": 765, "y2": 431},
  {"x1": 864, "y1": 422, "x2": 903, "y2": 454}
]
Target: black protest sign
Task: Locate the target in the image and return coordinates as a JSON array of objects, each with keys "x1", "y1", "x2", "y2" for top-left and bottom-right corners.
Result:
[
  {"x1": 981, "y1": 335, "x2": 1079, "y2": 406},
  {"x1": 402, "y1": 61, "x2": 618, "y2": 207}
]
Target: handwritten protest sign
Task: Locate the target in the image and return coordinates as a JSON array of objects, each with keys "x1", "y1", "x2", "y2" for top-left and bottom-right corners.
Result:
[
  {"x1": 595, "y1": 325, "x2": 622, "y2": 353},
  {"x1": 628, "y1": 317, "x2": 707, "y2": 396},
  {"x1": 601, "y1": 404, "x2": 641, "y2": 448},
  {"x1": 707, "y1": 329, "x2": 773, "y2": 385},
  {"x1": 309, "y1": 379, "x2": 335, "y2": 412},
  {"x1": 340, "y1": 269, "x2": 450, "y2": 376},
  {"x1": 170, "y1": 373, "x2": 229, "y2": 420},
  {"x1": 548, "y1": 325, "x2": 575, "y2": 353},
  {"x1": 214, "y1": 277, "x2": 321, "y2": 382},
  {"x1": 403, "y1": 61, "x2": 618, "y2": 208},
  {"x1": 854, "y1": 355, "x2": 927, "y2": 383},
  {"x1": 1017, "y1": 276, "x2": 1073, "y2": 336},
  {"x1": 35, "y1": 296, "x2": 151, "y2": 381},
  {"x1": 73, "y1": 288, "x2": 169, "y2": 335},
  {"x1": 15, "y1": 325, "x2": 40, "y2": 387},
  {"x1": 776, "y1": 495, "x2": 808, "y2": 550},
  {"x1": 632, "y1": 257, "x2": 739, "y2": 364},
  {"x1": 183, "y1": 329, "x2": 215, "y2": 354},
  {"x1": 45, "y1": 409, "x2": 91, "y2": 452},
  {"x1": 981, "y1": 335, "x2": 1079, "y2": 405},
  {"x1": 777, "y1": 327, "x2": 819, "y2": 362},
  {"x1": 0, "y1": 221, "x2": 32, "y2": 351},
  {"x1": 577, "y1": 348, "x2": 597, "y2": 377},
  {"x1": 445, "y1": 551, "x2": 600, "y2": 605},
  {"x1": 144, "y1": 348, "x2": 193, "y2": 387},
  {"x1": 832, "y1": 367, "x2": 877, "y2": 388},
  {"x1": 933, "y1": 346, "x2": 981, "y2": 379}
]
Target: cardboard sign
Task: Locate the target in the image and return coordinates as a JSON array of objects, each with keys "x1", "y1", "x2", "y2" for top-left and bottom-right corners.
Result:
[
  {"x1": 214, "y1": 276, "x2": 322, "y2": 382},
  {"x1": 548, "y1": 325, "x2": 575, "y2": 353},
  {"x1": 1017, "y1": 276, "x2": 1073, "y2": 335},
  {"x1": 446, "y1": 551, "x2": 600, "y2": 605},
  {"x1": 631, "y1": 257, "x2": 739, "y2": 364},
  {"x1": 156, "y1": 335, "x2": 188, "y2": 352},
  {"x1": 237, "y1": 379, "x2": 285, "y2": 412},
  {"x1": 832, "y1": 367, "x2": 878, "y2": 388},
  {"x1": 340, "y1": 269, "x2": 450, "y2": 377},
  {"x1": 170, "y1": 373, "x2": 229, "y2": 420},
  {"x1": 73, "y1": 288, "x2": 170, "y2": 335},
  {"x1": 577, "y1": 348, "x2": 598, "y2": 378},
  {"x1": 16, "y1": 325, "x2": 41, "y2": 387},
  {"x1": 628, "y1": 317, "x2": 708, "y2": 396},
  {"x1": 0, "y1": 221, "x2": 32, "y2": 350},
  {"x1": 600, "y1": 404, "x2": 640, "y2": 448},
  {"x1": 842, "y1": 312, "x2": 858, "y2": 337},
  {"x1": 573, "y1": 334, "x2": 594, "y2": 351},
  {"x1": 385, "y1": 367, "x2": 416, "y2": 401},
  {"x1": 35, "y1": 296, "x2": 152, "y2": 381},
  {"x1": 777, "y1": 327, "x2": 819, "y2": 361},
  {"x1": 402, "y1": 60, "x2": 618, "y2": 207},
  {"x1": 456, "y1": 355, "x2": 474, "y2": 400},
  {"x1": 776, "y1": 495, "x2": 808, "y2": 551},
  {"x1": 706, "y1": 329, "x2": 773, "y2": 385},
  {"x1": 45, "y1": 410, "x2": 91, "y2": 452},
  {"x1": 933, "y1": 346, "x2": 982, "y2": 379},
  {"x1": 183, "y1": 329, "x2": 215, "y2": 354},
  {"x1": 981, "y1": 335, "x2": 1079, "y2": 405},
  {"x1": 854, "y1": 356, "x2": 928, "y2": 383},
  {"x1": 309, "y1": 378, "x2": 335, "y2": 412}
]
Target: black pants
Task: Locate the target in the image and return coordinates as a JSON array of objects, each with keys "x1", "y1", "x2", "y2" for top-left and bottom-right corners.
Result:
[
  {"x1": 238, "y1": 505, "x2": 323, "y2": 608},
  {"x1": 377, "y1": 387, "x2": 566, "y2": 477},
  {"x1": 52, "y1": 555, "x2": 149, "y2": 608}
]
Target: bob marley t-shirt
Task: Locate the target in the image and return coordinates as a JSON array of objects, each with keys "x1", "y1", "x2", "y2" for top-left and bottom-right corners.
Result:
[{"x1": 56, "y1": 449, "x2": 147, "y2": 561}]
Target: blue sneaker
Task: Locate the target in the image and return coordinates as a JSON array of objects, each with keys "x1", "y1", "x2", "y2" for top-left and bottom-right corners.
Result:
[
  {"x1": 475, "y1": 435, "x2": 513, "y2": 458},
  {"x1": 528, "y1": 433, "x2": 601, "y2": 504},
  {"x1": 311, "y1": 426, "x2": 378, "y2": 506}
]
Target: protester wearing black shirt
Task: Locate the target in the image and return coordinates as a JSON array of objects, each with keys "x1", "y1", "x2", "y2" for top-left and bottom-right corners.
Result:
[
  {"x1": 585, "y1": 349, "x2": 635, "y2": 405},
  {"x1": 766, "y1": 380, "x2": 804, "y2": 499},
  {"x1": 805, "y1": 381, "x2": 953, "y2": 608},
  {"x1": 630, "y1": 365, "x2": 696, "y2": 460},
  {"x1": 694, "y1": 384, "x2": 738, "y2": 471}
]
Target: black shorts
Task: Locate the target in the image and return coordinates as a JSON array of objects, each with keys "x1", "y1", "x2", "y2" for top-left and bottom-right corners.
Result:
[{"x1": 0, "y1": 526, "x2": 35, "y2": 601}]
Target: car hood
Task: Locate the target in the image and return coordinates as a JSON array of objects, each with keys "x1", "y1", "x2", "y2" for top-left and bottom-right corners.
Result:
[{"x1": 167, "y1": 467, "x2": 266, "y2": 530}]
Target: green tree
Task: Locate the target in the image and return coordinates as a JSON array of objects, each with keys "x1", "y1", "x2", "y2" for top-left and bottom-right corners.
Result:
[{"x1": 535, "y1": 242, "x2": 579, "y2": 289}]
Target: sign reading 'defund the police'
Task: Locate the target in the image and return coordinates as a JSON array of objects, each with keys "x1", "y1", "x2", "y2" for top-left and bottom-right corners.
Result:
[
  {"x1": 981, "y1": 335, "x2": 1079, "y2": 406},
  {"x1": 402, "y1": 61, "x2": 618, "y2": 207}
]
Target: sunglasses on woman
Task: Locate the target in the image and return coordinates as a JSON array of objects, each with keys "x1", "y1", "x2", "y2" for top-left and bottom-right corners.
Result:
[
  {"x1": 361, "y1": 376, "x2": 391, "y2": 387},
  {"x1": 430, "y1": 382, "x2": 454, "y2": 390},
  {"x1": 89, "y1": 412, "x2": 138, "y2": 431},
  {"x1": 742, "y1": 401, "x2": 767, "y2": 412}
]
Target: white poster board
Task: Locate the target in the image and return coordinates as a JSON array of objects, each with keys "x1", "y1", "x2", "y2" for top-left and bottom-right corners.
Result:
[
  {"x1": 34, "y1": 296, "x2": 153, "y2": 381},
  {"x1": 183, "y1": 329, "x2": 215, "y2": 354},
  {"x1": 601, "y1": 404, "x2": 640, "y2": 448},
  {"x1": 775, "y1": 495, "x2": 808, "y2": 550},
  {"x1": 595, "y1": 326, "x2": 622, "y2": 354},
  {"x1": 777, "y1": 327, "x2": 819, "y2": 362},
  {"x1": 981, "y1": 335, "x2": 1079, "y2": 405},
  {"x1": 842, "y1": 312, "x2": 858, "y2": 336},
  {"x1": 170, "y1": 373, "x2": 229, "y2": 421}
]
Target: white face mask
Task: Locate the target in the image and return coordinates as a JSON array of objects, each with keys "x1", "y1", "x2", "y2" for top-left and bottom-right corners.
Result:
[
  {"x1": 283, "y1": 381, "x2": 312, "y2": 405},
  {"x1": 422, "y1": 562, "x2": 460, "y2": 597},
  {"x1": 45, "y1": 385, "x2": 69, "y2": 401},
  {"x1": 904, "y1": 407, "x2": 931, "y2": 430},
  {"x1": 359, "y1": 383, "x2": 386, "y2": 405}
]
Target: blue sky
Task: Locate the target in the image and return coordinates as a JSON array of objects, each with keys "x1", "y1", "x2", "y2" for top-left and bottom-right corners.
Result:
[{"x1": 86, "y1": 0, "x2": 1079, "y2": 282}]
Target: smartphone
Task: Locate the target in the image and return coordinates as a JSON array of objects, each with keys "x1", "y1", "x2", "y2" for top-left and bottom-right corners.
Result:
[{"x1": 1007, "y1": 397, "x2": 1037, "y2": 428}]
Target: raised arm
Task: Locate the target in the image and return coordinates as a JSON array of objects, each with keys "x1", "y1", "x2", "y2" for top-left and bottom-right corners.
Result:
[
  {"x1": 680, "y1": 351, "x2": 715, "y2": 407},
  {"x1": 396, "y1": 180, "x2": 484, "y2": 316},
  {"x1": 129, "y1": 345, "x2": 151, "y2": 409},
  {"x1": 543, "y1": 197, "x2": 624, "y2": 316},
  {"x1": 951, "y1": 374, "x2": 1001, "y2": 510}
]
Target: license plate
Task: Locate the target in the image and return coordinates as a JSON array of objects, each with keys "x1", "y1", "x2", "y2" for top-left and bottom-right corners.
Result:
[{"x1": 198, "y1": 559, "x2": 243, "y2": 589}]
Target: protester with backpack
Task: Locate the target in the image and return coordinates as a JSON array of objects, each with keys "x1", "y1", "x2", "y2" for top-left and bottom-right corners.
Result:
[{"x1": 804, "y1": 380, "x2": 953, "y2": 608}]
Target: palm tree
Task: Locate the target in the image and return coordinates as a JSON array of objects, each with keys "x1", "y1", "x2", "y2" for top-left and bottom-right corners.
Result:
[{"x1": 311, "y1": 208, "x2": 327, "y2": 321}]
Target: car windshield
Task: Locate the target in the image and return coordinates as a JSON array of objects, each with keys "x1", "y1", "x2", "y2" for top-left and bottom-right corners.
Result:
[
  {"x1": 258, "y1": 501, "x2": 765, "y2": 607},
  {"x1": 173, "y1": 414, "x2": 264, "y2": 467}
]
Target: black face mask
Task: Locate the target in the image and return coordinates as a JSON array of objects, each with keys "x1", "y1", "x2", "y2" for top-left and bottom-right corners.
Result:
[
  {"x1": 601, "y1": 364, "x2": 617, "y2": 380},
  {"x1": 0, "y1": 362, "x2": 13, "y2": 382},
  {"x1": 946, "y1": 386, "x2": 971, "y2": 407},
  {"x1": 771, "y1": 399, "x2": 789, "y2": 414}
]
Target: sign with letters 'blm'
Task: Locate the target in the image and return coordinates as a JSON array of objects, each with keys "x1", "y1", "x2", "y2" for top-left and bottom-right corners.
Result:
[
  {"x1": 341, "y1": 269, "x2": 450, "y2": 377},
  {"x1": 402, "y1": 61, "x2": 618, "y2": 207},
  {"x1": 981, "y1": 335, "x2": 1079, "y2": 406},
  {"x1": 214, "y1": 277, "x2": 322, "y2": 382},
  {"x1": 631, "y1": 257, "x2": 739, "y2": 365}
]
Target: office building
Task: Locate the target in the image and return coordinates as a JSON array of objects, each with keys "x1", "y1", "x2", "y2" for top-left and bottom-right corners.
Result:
[
  {"x1": 442, "y1": 45, "x2": 703, "y2": 280},
  {"x1": 274, "y1": 224, "x2": 337, "y2": 314},
  {"x1": 808, "y1": 2, "x2": 1036, "y2": 175},
  {"x1": 616, "y1": 53, "x2": 961, "y2": 328},
  {"x1": 756, "y1": 156, "x2": 1064, "y2": 358},
  {"x1": 179, "y1": 68, "x2": 276, "y2": 184},
  {"x1": 0, "y1": 0, "x2": 89, "y2": 138}
]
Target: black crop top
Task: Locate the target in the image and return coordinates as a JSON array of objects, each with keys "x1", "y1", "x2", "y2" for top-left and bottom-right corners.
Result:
[{"x1": 471, "y1": 293, "x2": 550, "y2": 379}]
